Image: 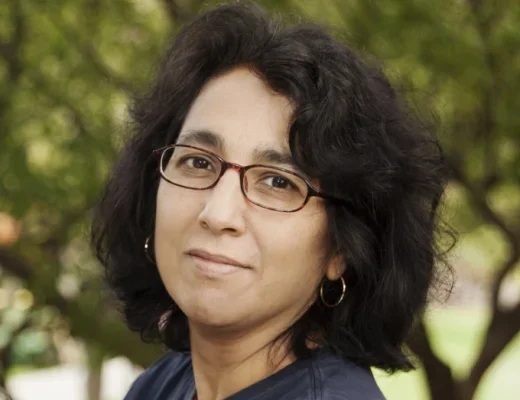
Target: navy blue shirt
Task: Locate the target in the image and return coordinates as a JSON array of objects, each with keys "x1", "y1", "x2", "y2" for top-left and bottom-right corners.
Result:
[{"x1": 124, "y1": 350, "x2": 385, "y2": 399}]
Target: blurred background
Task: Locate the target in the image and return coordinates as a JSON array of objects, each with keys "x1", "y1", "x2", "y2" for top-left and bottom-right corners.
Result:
[{"x1": 0, "y1": 0, "x2": 519, "y2": 399}]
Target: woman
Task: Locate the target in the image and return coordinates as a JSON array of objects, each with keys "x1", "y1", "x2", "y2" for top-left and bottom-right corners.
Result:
[{"x1": 91, "y1": 2, "x2": 452, "y2": 399}]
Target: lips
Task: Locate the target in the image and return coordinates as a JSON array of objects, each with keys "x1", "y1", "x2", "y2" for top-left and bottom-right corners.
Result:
[{"x1": 186, "y1": 249, "x2": 249, "y2": 269}]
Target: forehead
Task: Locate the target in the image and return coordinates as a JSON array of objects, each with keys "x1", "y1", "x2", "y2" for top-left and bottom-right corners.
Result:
[{"x1": 179, "y1": 68, "x2": 294, "y2": 156}]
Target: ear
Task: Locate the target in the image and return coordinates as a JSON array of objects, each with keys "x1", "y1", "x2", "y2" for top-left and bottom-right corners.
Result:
[{"x1": 325, "y1": 253, "x2": 346, "y2": 281}]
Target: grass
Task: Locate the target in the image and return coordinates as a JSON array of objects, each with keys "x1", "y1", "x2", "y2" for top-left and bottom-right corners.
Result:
[{"x1": 373, "y1": 307, "x2": 520, "y2": 400}]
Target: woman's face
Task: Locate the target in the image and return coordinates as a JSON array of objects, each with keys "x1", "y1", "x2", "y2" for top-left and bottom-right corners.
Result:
[{"x1": 155, "y1": 67, "x2": 341, "y2": 335}]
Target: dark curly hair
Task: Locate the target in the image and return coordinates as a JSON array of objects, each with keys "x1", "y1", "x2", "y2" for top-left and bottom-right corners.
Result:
[{"x1": 91, "y1": 1, "x2": 453, "y2": 372}]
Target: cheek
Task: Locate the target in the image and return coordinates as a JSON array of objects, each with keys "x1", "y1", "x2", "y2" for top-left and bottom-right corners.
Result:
[
  {"x1": 258, "y1": 209, "x2": 329, "y2": 287},
  {"x1": 155, "y1": 182, "x2": 203, "y2": 231},
  {"x1": 154, "y1": 183, "x2": 202, "y2": 272},
  {"x1": 153, "y1": 183, "x2": 212, "y2": 310}
]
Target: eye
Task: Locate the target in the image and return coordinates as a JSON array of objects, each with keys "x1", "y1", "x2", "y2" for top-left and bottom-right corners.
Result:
[
  {"x1": 263, "y1": 175, "x2": 296, "y2": 190},
  {"x1": 181, "y1": 155, "x2": 214, "y2": 170}
]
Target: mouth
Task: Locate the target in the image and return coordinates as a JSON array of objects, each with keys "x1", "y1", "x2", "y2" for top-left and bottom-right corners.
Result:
[{"x1": 186, "y1": 249, "x2": 250, "y2": 276}]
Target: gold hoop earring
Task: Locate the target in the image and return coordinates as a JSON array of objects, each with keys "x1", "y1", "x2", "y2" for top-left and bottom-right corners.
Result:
[
  {"x1": 144, "y1": 236, "x2": 154, "y2": 263},
  {"x1": 320, "y1": 276, "x2": 346, "y2": 308}
]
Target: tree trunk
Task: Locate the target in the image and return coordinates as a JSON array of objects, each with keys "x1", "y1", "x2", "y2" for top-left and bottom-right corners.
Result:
[
  {"x1": 408, "y1": 321, "x2": 460, "y2": 400},
  {"x1": 86, "y1": 343, "x2": 104, "y2": 400}
]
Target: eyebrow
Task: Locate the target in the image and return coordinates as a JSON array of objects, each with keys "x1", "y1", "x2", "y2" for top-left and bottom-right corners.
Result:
[
  {"x1": 177, "y1": 129, "x2": 224, "y2": 150},
  {"x1": 177, "y1": 129, "x2": 304, "y2": 174}
]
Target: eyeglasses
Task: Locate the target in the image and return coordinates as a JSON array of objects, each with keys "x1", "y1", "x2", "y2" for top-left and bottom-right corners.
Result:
[{"x1": 153, "y1": 144, "x2": 346, "y2": 213}]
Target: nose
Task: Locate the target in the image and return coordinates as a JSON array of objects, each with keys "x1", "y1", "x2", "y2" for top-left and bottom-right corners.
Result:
[{"x1": 197, "y1": 168, "x2": 247, "y2": 235}]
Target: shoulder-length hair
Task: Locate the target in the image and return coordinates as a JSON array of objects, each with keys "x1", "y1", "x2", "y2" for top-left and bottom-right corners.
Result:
[{"x1": 91, "y1": 1, "x2": 453, "y2": 372}]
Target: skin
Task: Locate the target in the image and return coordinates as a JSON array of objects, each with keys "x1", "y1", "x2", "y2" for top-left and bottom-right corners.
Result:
[{"x1": 154, "y1": 67, "x2": 344, "y2": 400}]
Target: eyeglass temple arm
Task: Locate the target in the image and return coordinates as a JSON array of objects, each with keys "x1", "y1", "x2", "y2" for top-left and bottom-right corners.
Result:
[
  {"x1": 309, "y1": 187, "x2": 351, "y2": 207},
  {"x1": 152, "y1": 147, "x2": 169, "y2": 157}
]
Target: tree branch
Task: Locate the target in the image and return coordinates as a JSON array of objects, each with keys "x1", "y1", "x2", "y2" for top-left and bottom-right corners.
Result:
[
  {"x1": 159, "y1": 0, "x2": 191, "y2": 24},
  {"x1": 5, "y1": 0, "x2": 24, "y2": 82},
  {"x1": 0, "y1": 248, "x2": 32, "y2": 281},
  {"x1": 158, "y1": 0, "x2": 205, "y2": 25},
  {"x1": 465, "y1": 302, "x2": 520, "y2": 398},
  {"x1": 448, "y1": 159, "x2": 520, "y2": 308},
  {"x1": 447, "y1": 159, "x2": 520, "y2": 398},
  {"x1": 0, "y1": 0, "x2": 25, "y2": 146},
  {"x1": 407, "y1": 320, "x2": 459, "y2": 400},
  {"x1": 466, "y1": 0, "x2": 504, "y2": 191}
]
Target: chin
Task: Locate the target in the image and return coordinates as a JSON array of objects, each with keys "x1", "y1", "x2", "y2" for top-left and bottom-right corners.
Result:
[
  {"x1": 188, "y1": 311, "x2": 245, "y2": 331},
  {"x1": 184, "y1": 298, "x2": 246, "y2": 329}
]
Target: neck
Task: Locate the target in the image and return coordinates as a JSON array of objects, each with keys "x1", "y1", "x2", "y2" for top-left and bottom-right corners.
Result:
[{"x1": 189, "y1": 322, "x2": 295, "y2": 400}]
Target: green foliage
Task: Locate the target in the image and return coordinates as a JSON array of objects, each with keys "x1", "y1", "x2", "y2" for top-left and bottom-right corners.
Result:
[{"x1": 1, "y1": 1, "x2": 519, "y2": 399}]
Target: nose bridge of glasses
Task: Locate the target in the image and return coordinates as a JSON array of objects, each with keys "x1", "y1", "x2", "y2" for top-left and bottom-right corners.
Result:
[
  {"x1": 219, "y1": 160, "x2": 247, "y2": 186},
  {"x1": 221, "y1": 160, "x2": 245, "y2": 173},
  {"x1": 204, "y1": 161, "x2": 249, "y2": 213},
  {"x1": 215, "y1": 160, "x2": 246, "y2": 189}
]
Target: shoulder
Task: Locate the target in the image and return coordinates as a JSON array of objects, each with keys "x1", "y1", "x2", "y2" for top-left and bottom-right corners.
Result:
[
  {"x1": 124, "y1": 351, "x2": 192, "y2": 399},
  {"x1": 312, "y1": 351, "x2": 386, "y2": 400}
]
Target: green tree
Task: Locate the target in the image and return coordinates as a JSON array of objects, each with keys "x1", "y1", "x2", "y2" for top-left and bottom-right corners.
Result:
[{"x1": 1, "y1": 1, "x2": 519, "y2": 399}]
